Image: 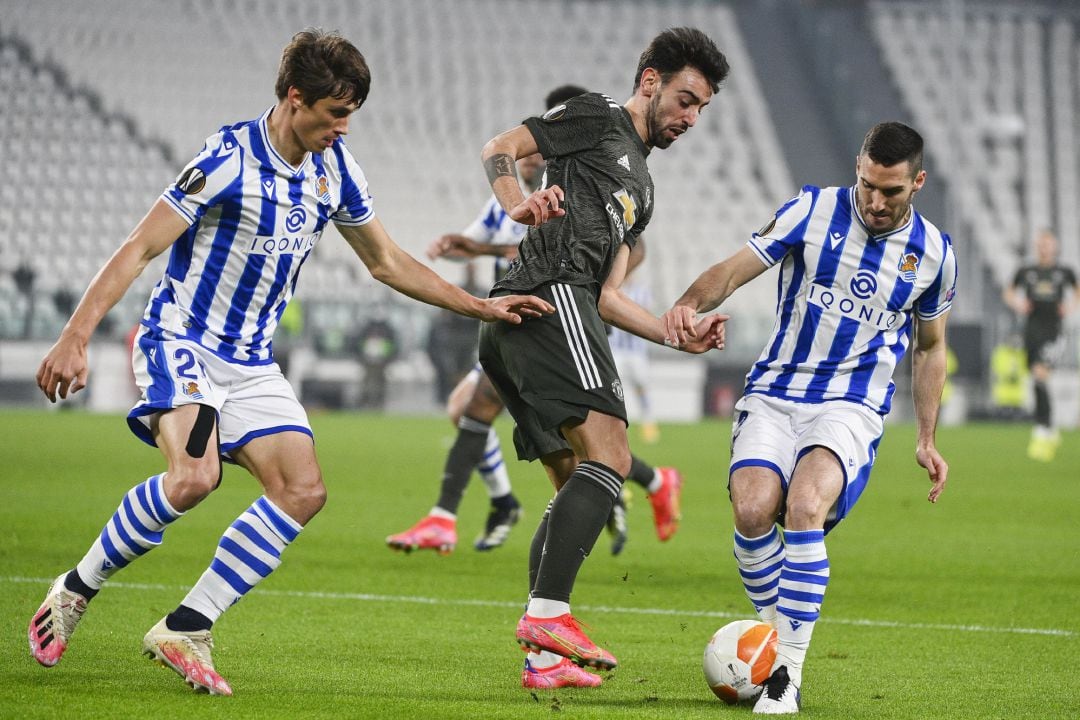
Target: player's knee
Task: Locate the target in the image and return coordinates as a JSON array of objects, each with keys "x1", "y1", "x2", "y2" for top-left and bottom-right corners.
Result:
[
  {"x1": 168, "y1": 459, "x2": 221, "y2": 507},
  {"x1": 731, "y1": 494, "x2": 780, "y2": 536},
  {"x1": 275, "y1": 468, "x2": 327, "y2": 519},
  {"x1": 783, "y1": 496, "x2": 828, "y2": 531}
]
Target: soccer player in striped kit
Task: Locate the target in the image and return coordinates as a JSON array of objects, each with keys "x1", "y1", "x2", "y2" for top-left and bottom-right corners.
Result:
[
  {"x1": 478, "y1": 28, "x2": 729, "y2": 682},
  {"x1": 662, "y1": 122, "x2": 957, "y2": 714},
  {"x1": 29, "y1": 28, "x2": 552, "y2": 696}
]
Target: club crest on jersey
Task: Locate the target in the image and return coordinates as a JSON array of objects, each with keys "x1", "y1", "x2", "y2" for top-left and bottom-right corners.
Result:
[
  {"x1": 176, "y1": 166, "x2": 206, "y2": 195},
  {"x1": 898, "y1": 252, "x2": 920, "y2": 283},
  {"x1": 314, "y1": 175, "x2": 332, "y2": 204},
  {"x1": 181, "y1": 381, "x2": 204, "y2": 400}
]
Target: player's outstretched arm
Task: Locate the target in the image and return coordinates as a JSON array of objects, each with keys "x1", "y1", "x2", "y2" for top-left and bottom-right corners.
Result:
[
  {"x1": 340, "y1": 219, "x2": 553, "y2": 323},
  {"x1": 662, "y1": 246, "x2": 767, "y2": 348},
  {"x1": 598, "y1": 243, "x2": 726, "y2": 354},
  {"x1": 37, "y1": 200, "x2": 187, "y2": 402},
  {"x1": 481, "y1": 125, "x2": 564, "y2": 227},
  {"x1": 911, "y1": 312, "x2": 951, "y2": 503}
]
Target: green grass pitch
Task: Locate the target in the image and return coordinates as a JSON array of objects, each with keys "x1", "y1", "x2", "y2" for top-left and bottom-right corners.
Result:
[{"x1": 0, "y1": 410, "x2": 1077, "y2": 718}]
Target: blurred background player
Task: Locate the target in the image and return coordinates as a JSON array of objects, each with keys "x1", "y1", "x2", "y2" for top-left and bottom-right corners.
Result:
[
  {"x1": 386, "y1": 86, "x2": 684, "y2": 562},
  {"x1": 1003, "y1": 228, "x2": 1077, "y2": 461},
  {"x1": 610, "y1": 244, "x2": 661, "y2": 445}
]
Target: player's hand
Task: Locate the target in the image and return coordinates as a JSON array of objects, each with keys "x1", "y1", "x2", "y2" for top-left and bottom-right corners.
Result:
[
  {"x1": 916, "y1": 444, "x2": 948, "y2": 503},
  {"x1": 660, "y1": 303, "x2": 701, "y2": 349},
  {"x1": 36, "y1": 334, "x2": 89, "y2": 403},
  {"x1": 426, "y1": 234, "x2": 473, "y2": 261},
  {"x1": 676, "y1": 313, "x2": 729, "y2": 354},
  {"x1": 478, "y1": 294, "x2": 555, "y2": 324},
  {"x1": 510, "y1": 186, "x2": 565, "y2": 227}
]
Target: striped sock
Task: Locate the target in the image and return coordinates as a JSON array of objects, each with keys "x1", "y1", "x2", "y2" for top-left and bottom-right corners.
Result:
[
  {"x1": 775, "y1": 528, "x2": 829, "y2": 686},
  {"x1": 733, "y1": 526, "x2": 783, "y2": 625},
  {"x1": 478, "y1": 428, "x2": 512, "y2": 499},
  {"x1": 180, "y1": 496, "x2": 302, "y2": 624},
  {"x1": 73, "y1": 474, "x2": 182, "y2": 592}
]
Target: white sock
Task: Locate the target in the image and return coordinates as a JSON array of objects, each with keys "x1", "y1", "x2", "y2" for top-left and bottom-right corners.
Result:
[
  {"x1": 733, "y1": 526, "x2": 783, "y2": 626},
  {"x1": 526, "y1": 598, "x2": 570, "y2": 618},
  {"x1": 775, "y1": 529, "x2": 829, "y2": 687},
  {"x1": 478, "y1": 428, "x2": 512, "y2": 498},
  {"x1": 646, "y1": 468, "x2": 662, "y2": 494},
  {"x1": 181, "y1": 496, "x2": 302, "y2": 623},
  {"x1": 428, "y1": 507, "x2": 456, "y2": 521},
  {"x1": 529, "y1": 651, "x2": 564, "y2": 669}
]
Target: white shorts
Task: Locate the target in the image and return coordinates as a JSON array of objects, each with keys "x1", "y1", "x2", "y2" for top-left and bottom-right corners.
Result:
[
  {"x1": 729, "y1": 393, "x2": 884, "y2": 532},
  {"x1": 127, "y1": 327, "x2": 312, "y2": 459}
]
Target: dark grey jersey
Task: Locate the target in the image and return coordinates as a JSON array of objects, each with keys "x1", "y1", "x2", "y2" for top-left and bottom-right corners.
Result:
[{"x1": 493, "y1": 92, "x2": 654, "y2": 297}]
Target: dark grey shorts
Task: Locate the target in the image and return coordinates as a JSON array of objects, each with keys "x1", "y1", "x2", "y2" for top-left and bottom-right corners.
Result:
[{"x1": 479, "y1": 282, "x2": 627, "y2": 461}]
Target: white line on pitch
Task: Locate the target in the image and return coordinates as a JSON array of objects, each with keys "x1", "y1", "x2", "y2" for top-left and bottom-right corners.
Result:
[{"x1": 5, "y1": 575, "x2": 1073, "y2": 638}]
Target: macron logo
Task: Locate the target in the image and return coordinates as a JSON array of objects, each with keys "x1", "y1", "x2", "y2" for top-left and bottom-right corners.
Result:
[
  {"x1": 262, "y1": 179, "x2": 276, "y2": 201},
  {"x1": 824, "y1": 231, "x2": 844, "y2": 253},
  {"x1": 789, "y1": 619, "x2": 803, "y2": 631}
]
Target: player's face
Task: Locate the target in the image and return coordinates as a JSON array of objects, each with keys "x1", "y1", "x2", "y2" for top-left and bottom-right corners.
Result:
[
  {"x1": 854, "y1": 155, "x2": 925, "y2": 234},
  {"x1": 1035, "y1": 231, "x2": 1058, "y2": 266},
  {"x1": 517, "y1": 153, "x2": 544, "y2": 189},
  {"x1": 644, "y1": 66, "x2": 713, "y2": 149},
  {"x1": 293, "y1": 93, "x2": 358, "y2": 153}
]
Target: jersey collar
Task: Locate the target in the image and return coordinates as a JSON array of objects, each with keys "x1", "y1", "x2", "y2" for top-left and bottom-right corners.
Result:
[
  {"x1": 259, "y1": 107, "x2": 312, "y2": 177},
  {"x1": 620, "y1": 107, "x2": 651, "y2": 157}
]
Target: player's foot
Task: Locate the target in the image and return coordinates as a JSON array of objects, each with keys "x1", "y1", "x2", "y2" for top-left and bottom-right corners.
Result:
[
  {"x1": 143, "y1": 617, "x2": 232, "y2": 696},
  {"x1": 475, "y1": 501, "x2": 523, "y2": 551},
  {"x1": 1027, "y1": 437, "x2": 1054, "y2": 462},
  {"x1": 516, "y1": 613, "x2": 617, "y2": 671},
  {"x1": 753, "y1": 665, "x2": 801, "y2": 714},
  {"x1": 386, "y1": 515, "x2": 456, "y2": 555},
  {"x1": 649, "y1": 467, "x2": 683, "y2": 541},
  {"x1": 606, "y1": 493, "x2": 628, "y2": 556},
  {"x1": 640, "y1": 421, "x2": 661, "y2": 444},
  {"x1": 28, "y1": 573, "x2": 88, "y2": 667},
  {"x1": 522, "y1": 656, "x2": 602, "y2": 688}
]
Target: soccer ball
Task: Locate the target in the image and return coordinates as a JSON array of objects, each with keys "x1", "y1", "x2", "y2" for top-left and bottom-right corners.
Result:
[{"x1": 702, "y1": 619, "x2": 777, "y2": 704}]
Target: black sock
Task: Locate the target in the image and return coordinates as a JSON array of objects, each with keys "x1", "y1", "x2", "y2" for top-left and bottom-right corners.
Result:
[
  {"x1": 532, "y1": 461, "x2": 623, "y2": 603},
  {"x1": 1033, "y1": 381, "x2": 1051, "y2": 427},
  {"x1": 625, "y1": 454, "x2": 654, "y2": 490},
  {"x1": 165, "y1": 604, "x2": 213, "y2": 632},
  {"x1": 491, "y1": 492, "x2": 519, "y2": 512},
  {"x1": 435, "y1": 417, "x2": 490, "y2": 513},
  {"x1": 63, "y1": 569, "x2": 99, "y2": 601},
  {"x1": 528, "y1": 499, "x2": 554, "y2": 593}
]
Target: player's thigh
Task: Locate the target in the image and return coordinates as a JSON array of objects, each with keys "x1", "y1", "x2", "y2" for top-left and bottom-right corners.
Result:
[
  {"x1": 152, "y1": 404, "x2": 223, "y2": 502},
  {"x1": 559, "y1": 410, "x2": 631, "y2": 476},
  {"x1": 462, "y1": 371, "x2": 506, "y2": 423},
  {"x1": 729, "y1": 464, "x2": 785, "y2": 537},
  {"x1": 786, "y1": 447, "x2": 845, "y2": 530},
  {"x1": 230, "y1": 430, "x2": 323, "y2": 522},
  {"x1": 446, "y1": 364, "x2": 481, "y2": 423}
]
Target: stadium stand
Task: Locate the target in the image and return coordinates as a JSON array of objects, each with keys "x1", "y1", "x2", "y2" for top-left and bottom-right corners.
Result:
[{"x1": 0, "y1": 0, "x2": 791, "y2": 360}]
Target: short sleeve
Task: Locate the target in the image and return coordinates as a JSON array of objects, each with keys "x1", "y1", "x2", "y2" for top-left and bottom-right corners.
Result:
[
  {"x1": 522, "y1": 93, "x2": 612, "y2": 159},
  {"x1": 915, "y1": 233, "x2": 958, "y2": 321},
  {"x1": 161, "y1": 130, "x2": 243, "y2": 226},
  {"x1": 746, "y1": 186, "x2": 818, "y2": 267},
  {"x1": 329, "y1": 141, "x2": 375, "y2": 226}
]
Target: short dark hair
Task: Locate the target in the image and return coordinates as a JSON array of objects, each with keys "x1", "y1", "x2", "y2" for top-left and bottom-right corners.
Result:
[
  {"x1": 545, "y1": 84, "x2": 588, "y2": 110},
  {"x1": 860, "y1": 122, "x2": 924, "y2": 176},
  {"x1": 275, "y1": 28, "x2": 371, "y2": 108},
  {"x1": 633, "y1": 27, "x2": 729, "y2": 94}
]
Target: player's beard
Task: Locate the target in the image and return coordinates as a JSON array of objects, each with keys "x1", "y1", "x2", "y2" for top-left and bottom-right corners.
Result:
[{"x1": 645, "y1": 93, "x2": 669, "y2": 149}]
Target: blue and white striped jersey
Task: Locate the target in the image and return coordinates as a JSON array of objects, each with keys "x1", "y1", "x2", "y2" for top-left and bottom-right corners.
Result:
[
  {"x1": 148, "y1": 107, "x2": 374, "y2": 365},
  {"x1": 461, "y1": 195, "x2": 526, "y2": 282},
  {"x1": 744, "y1": 184, "x2": 957, "y2": 415}
]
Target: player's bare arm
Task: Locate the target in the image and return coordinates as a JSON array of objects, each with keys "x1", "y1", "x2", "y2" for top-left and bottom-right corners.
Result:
[
  {"x1": 598, "y1": 244, "x2": 726, "y2": 353},
  {"x1": 427, "y1": 234, "x2": 519, "y2": 262},
  {"x1": 481, "y1": 125, "x2": 564, "y2": 227},
  {"x1": 911, "y1": 311, "x2": 951, "y2": 503},
  {"x1": 339, "y1": 219, "x2": 553, "y2": 323},
  {"x1": 37, "y1": 200, "x2": 188, "y2": 402},
  {"x1": 662, "y1": 246, "x2": 767, "y2": 347}
]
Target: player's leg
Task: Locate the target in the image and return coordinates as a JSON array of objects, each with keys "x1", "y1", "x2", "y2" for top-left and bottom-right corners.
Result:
[
  {"x1": 626, "y1": 453, "x2": 683, "y2": 541},
  {"x1": 467, "y1": 373, "x2": 524, "y2": 550},
  {"x1": 144, "y1": 430, "x2": 321, "y2": 695},
  {"x1": 29, "y1": 402, "x2": 220, "y2": 668},
  {"x1": 516, "y1": 412, "x2": 629, "y2": 670},
  {"x1": 1028, "y1": 355, "x2": 1055, "y2": 461}
]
